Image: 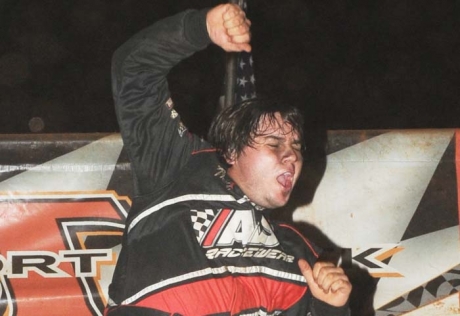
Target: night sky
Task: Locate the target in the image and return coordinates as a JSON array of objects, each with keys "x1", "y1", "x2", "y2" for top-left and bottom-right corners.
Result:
[{"x1": 1, "y1": 0, "x2": 459, "y2": 134}]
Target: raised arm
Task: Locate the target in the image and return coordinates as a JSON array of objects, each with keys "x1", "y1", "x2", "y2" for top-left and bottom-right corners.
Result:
[{"x1": 112, "y1": 4, "x2": 251, "y2": 196}]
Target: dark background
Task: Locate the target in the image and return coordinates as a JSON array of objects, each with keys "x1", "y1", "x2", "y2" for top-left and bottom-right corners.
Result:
[{"x1": 1, "y1": 0, "x2": 459, "y2": 134}]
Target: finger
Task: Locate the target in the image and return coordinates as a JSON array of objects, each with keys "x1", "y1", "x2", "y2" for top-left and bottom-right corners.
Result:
[
  {"x1": 317, "y1": 270, "x2": 347, "y2": 293},
  {"x1": 219, "y1": 39, "x2": 251, "y2": 52},
  {"x1": 227, "y1": 28, "x2": 251, "y2": 52},
  {"x1": 312, "y1": 261, "x2": 335, "y2": 280},
  {"x1": 238, "y1": 43, "x2": 252, "y2": 53},
  {"x1": 226, "y1": 22, "x2": 250, "y2": 37},
  {"x1": 229, "y1": 33, "x2": 251, "y2": 45},
  {"x1": 315, "y1": 265, "x2": 343, "y2": 290},
  {"x1": 224, "y1": 16, "x2": 247, "y2": 31},
  {"x1": 225, "y1": 42, "x2": 251, "y2": 53},
  {"x1": 222, "y1": 4, "x2": 243, "y2": 22},
  {"x1": 329, "y1": 276, "x2": 352, "y2": 294},
  {"x1": 298, "y1": 259, "x2": 315, "y2": 283},
  {"x1": 313, "y1": 262, "x2": 346, "y2": 294}
]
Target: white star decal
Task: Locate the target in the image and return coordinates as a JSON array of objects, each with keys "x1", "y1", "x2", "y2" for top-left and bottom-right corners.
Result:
[{"x1": 238, "y1": 76, "x2": 248, "y2": 87}]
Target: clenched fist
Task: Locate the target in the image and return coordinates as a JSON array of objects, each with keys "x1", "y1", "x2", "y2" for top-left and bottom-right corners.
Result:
[{"x1": 206, "y1": 4, "x2": 252, "y2": 53}]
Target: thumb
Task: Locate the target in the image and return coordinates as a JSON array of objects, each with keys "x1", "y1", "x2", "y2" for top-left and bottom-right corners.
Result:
[
  {"x1": 298, "y1": 259, "x2": 315, "y2": 284},
  {"x1": 298, "y1": 259, "x2": 325, "y2": 300}
]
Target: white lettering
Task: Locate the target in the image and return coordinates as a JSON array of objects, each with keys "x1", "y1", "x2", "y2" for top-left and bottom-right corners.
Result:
[{"x1": 205, "y1": 247, "x2": 293, "y2": 262}]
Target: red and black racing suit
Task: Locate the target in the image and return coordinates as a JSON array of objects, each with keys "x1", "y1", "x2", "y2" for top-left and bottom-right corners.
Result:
[{"x1": 105, "y1": 8, "x2": 349, "y2": 316}]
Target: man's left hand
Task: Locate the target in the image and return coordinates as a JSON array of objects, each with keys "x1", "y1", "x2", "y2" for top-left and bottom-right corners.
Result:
[{"x1": 298, "y1": 259, "x2": 352, "y2": 307}]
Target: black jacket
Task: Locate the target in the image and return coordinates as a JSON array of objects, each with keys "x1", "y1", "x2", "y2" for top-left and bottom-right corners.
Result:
[{"x1": 106, "y1": 8, "x2": 349, "y2": 316}]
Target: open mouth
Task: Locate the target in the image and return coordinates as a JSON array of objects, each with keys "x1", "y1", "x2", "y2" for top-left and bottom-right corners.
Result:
[{"x1": 276, "y1": 172, "x2": 293, "y2": 190}]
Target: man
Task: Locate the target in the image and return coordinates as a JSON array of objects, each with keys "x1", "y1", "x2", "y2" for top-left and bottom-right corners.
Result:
[{"x1": 106, "y1": 4, "x2": 351, "y2": 315}]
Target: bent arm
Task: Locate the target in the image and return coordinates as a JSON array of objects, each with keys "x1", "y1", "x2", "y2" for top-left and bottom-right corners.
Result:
[
  {"x1": 112, "y1": 4, "x2": 251, "y2": 196},
  {"x1": 112, "y1": 9, "x2": 212, "y2": 196}
]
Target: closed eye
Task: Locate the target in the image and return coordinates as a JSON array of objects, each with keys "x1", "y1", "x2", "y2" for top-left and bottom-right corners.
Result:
[
  {"x1": 292, "y1": 143, "x2": 302, "y2": 151},
  {"x1": 264, "y1": 136, "x2": 282, "y2": 147}
]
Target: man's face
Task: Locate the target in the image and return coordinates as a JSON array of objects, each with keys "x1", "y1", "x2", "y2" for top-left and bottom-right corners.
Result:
[{"x1": 226, "y1": 113, "x2": 303, "y2": 209}]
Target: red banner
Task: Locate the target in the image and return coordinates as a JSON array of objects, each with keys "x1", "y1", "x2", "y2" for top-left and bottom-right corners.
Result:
[{"x1": 0, "y1": 131, "x2": 458, "y2": 316}]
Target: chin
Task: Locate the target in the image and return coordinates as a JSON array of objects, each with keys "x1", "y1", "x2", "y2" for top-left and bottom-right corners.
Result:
[
  {"x1": 254, "y1": 192, "x2": 291, "y2": 209},
  {"x1": 268, "y1": 197, "x2": 290, "y2": 209}
]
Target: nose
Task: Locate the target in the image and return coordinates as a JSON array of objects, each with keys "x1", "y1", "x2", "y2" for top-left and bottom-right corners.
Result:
[{"x1": 282, "y1": 145, "x2": 300, "y2": 163}]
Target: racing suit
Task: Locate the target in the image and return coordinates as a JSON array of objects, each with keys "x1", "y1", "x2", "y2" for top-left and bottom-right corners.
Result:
[{"x1": 106, "y1": 8, "x2": 350, "y2": 316}]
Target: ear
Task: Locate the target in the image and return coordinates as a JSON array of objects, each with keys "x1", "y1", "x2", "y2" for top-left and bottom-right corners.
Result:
[{"x1": 225, "y1": 150, "x2": 237, "y2": 165}]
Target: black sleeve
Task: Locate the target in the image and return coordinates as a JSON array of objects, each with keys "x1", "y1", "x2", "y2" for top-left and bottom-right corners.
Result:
[
  {"x1": 112, "y1": 9, "x2": 212, "y2": 196},
  {"x1": 311, "y1": 298, "x2": 350, "y2": 316}
]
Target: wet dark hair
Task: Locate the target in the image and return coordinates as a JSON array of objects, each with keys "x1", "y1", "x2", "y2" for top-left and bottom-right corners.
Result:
[{"x1": 208, "y1": 98, "x2": 305, "y2": 162}]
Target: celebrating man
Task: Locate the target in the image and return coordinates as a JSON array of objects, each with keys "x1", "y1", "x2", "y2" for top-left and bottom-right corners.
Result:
[{"x1": 106, "y1": 4, "x2": 351, "y2": 315}]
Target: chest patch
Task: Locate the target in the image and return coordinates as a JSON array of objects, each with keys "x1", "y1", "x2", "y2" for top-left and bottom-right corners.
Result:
[{"x1": 190, "y1": 208, "x2": 279, "y2": 248}]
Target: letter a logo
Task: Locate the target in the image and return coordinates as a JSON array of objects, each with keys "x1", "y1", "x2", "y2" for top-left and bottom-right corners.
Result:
[{"x1": 190, "y1": 209, "x2": 279, "y2": 248}]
